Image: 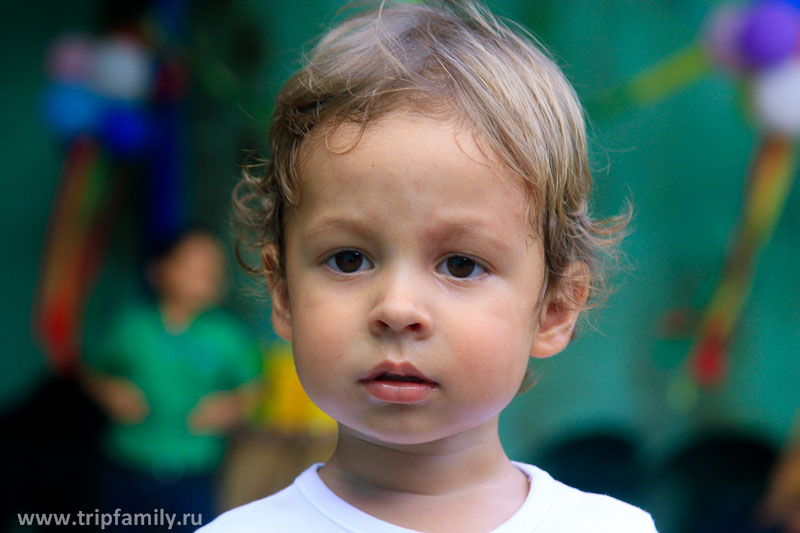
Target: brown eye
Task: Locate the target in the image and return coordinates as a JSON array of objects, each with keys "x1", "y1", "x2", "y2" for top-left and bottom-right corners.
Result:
[
  {"x1": 326, "y1": 250, "x2": 372, "y2": 273},
  {"x1": 438, "y1": 256, "x2": 485, "y2": 279}
]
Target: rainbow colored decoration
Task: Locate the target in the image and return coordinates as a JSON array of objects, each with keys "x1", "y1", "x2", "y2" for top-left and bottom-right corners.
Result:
[
  {"x1": 34, "y1": 3, "x2": 189, "y2": 372},
  {"x1": 34, "y1": 137, "x2": 116, "y2": 372},
  {"x1": 690, "y1": 136, "x2": 797, "y2": 385},
  {"x1": 589, "y1": 0, "x2": 800, "y2": 389}
]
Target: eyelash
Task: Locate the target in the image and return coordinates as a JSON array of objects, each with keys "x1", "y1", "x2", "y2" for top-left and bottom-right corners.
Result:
[{"x1": 323, "y1": 249, "x2": 489, "y2": 280}]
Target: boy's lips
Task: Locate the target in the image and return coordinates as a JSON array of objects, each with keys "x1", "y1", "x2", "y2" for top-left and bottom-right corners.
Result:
[
  {"x1": 359, "y1": 360, "x2": 437, "y2": 383},
  {"x1": 359, "y1": 361, "x2": 438, "y2": 404}
]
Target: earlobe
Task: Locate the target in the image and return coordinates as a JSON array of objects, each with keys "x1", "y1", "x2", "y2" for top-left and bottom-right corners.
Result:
[
  {"x1": 263, "y1": 246, "x2": 292, "y2": 341},
  {"x1": 530, "y1": 299, "x2": 580, "y2": 358},
  {"x1": 530, "y1": 263, "x2": 589, "y2": 359}
]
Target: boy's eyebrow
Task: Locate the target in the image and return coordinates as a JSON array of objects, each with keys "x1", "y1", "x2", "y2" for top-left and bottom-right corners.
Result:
[
  {"x1": 302, "y1": 216, "x2": 515, "y2": 256},
  {"x1": 300, "y1": 216, "x2": 375, "y2": 241},
  {"x1": 431, "y1": 221, "x2": 515, "y2": 256}
]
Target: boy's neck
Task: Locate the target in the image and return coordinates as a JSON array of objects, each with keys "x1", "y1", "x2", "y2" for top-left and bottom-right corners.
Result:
[
  {"x1": 317, "y1": 417, "x2": 529, "y2": 531},
  {"x1": 158, "y1": 299, "x2": 200, "y2": 332},
  {"x1": 320, "y1": 417, "x2": 517, "y2": 495}
]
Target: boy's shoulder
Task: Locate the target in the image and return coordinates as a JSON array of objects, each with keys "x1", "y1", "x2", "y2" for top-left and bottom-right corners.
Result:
[
  {"x1": 198, "y1": 462, "x2": 418, "y2": 533},
  {"x1": 196, "y1": 463, "x2": 357, "y2": 533},
  {"x1": 514, "y1": 462, "x2": 657, "y2": 532},
  {"x1": 196, "y1": 479, "x2": 324, "y2": 533}
]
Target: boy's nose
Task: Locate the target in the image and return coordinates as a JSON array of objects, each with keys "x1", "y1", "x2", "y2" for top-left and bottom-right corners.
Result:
[{"x1": 368, "y1": 272, "x2": 432, "y2": 338}]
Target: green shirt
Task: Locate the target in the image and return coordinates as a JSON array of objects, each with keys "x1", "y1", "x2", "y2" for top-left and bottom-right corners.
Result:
[{"x1": 88, "y1": 302, "x2": 261, "y2": 476}]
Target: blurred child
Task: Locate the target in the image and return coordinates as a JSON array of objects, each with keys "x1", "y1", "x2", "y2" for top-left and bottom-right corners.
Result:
[
  {"x1": 202, "y1": 1, "x2": 657, "y2": 531},
  {"x1": 84, "y1": 231, "x2": 261, "y2": 531}
]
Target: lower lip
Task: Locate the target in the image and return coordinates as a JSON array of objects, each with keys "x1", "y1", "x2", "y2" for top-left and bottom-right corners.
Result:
[{"x1": 362, "y1": 380, "x2": 437, "y2": 404}]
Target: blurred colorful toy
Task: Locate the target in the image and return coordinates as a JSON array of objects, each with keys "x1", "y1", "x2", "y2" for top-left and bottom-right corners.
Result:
[
  {"x1": 42, "y1": 32, "x2": 154, "y2": 152},
  {"x1": 589, "y1": 0, "x2": 800, "y2": 389},
  {"x1": 36, "y1": 30, "x2": 151, "y2": 372},
  {"x1": 35, "y1": 3, "x2": 190, "y2": 372}
]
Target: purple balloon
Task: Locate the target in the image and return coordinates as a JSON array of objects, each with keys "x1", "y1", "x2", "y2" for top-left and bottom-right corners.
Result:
[{"x1": 738, "y1": 1, "x2": 800, "y2": 70}]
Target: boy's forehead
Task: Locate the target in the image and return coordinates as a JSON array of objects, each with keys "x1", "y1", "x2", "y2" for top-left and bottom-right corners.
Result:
[
  {"x1": 298, "y1": 110, "x2": 520, "y2": 189},
  {"x1": 292, "y1": 110, "x2": 539, "y2": 234}
]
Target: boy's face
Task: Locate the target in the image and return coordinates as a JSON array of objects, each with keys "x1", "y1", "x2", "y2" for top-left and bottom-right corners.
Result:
[
  {"x1": 269, "y1": 111, "x2": 578, "y2": 446},
  {"x1": 156, "y1": 235, "x2": 225, "y2": 310}
]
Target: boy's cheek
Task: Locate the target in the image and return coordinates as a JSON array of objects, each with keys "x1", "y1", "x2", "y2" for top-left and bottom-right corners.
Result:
[
  {"x1": 455, "y1": 327, "x2": 529, "y2": 384},
  {"x1": 291, "y1": 300, "x2": 356, "y2": 362}
]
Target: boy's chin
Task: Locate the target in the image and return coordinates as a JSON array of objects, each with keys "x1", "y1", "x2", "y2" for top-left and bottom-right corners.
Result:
[{"x1": 338, "y1": 417, "x2": 500, "y2": 449}]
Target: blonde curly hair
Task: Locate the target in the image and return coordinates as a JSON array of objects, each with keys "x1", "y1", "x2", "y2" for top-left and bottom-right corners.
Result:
[{"x1": 233, "y1": 0, "x2": 629, "y2": 311}]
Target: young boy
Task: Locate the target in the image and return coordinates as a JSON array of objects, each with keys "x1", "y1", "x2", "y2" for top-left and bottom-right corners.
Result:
[
  {"x1": 203, "y1": 1, "x2": 657, "y2": 531},
  {"x1": 84, "y1": 231, "x2": 261, "y2": 530}
]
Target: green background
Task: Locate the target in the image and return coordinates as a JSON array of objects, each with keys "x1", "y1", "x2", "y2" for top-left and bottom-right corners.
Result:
[{"x1": 3, "y1": 0, "x2": 799, "y2": 471}]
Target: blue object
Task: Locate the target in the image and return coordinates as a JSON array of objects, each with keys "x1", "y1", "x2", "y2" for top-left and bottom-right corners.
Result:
[
  {"x1": 42, "y1": 83, "x2": 103, "y2": 138},
  {"x1": 781, "y1": 0, "x2": 800, "y2": 13},
  {"x1": 102, "y1": 105, "x2": 153, "y2": 157},
  {"x1": 148, "y1": 103, "x2": 185, "y2": 243}
]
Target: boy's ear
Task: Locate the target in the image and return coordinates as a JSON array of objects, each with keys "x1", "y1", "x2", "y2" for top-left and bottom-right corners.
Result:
[
  {"x1": 263, "y1": 246, "x2": 292, "y2": 342},
  {"x1": 530, "y1": 262, "x2": 590, "y2": 359}
]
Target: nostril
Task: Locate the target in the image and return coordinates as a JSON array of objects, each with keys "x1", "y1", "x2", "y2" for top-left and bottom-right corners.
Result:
[
  {"x1": 368, "y1": 299, "x2": 431, "y2": 335},
  {"x1": 370, "y1": 318, "x2": 426, "y2": 335}
]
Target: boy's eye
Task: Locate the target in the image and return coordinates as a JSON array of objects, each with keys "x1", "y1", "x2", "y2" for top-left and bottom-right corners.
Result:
[
  {"x1": 325, "y1": 250, "x2": 373, "y2": 273},
  {"x1": 436, "y1": 255, "x2": 486, "y2": 279}
]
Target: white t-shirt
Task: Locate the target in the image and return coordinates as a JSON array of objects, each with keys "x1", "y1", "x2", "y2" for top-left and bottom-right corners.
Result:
[{"x1": 199, "y1": 462, "x2": 657, "y2": 532}]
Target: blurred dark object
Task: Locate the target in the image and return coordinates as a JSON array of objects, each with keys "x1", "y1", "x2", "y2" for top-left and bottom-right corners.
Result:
[
  {"x1": 534, "y1": 429, "x2": 646, "y2": 505},
  {"x1": 98, "y1": 459, "x2": 213, "y2": 533},
  {"x1": 650, "y1": 430, "x2": 779, "y2": 533},
  {"x1": 0, "y1": 376, "x2": 104, "y2": 532},
  {"x1": 98, "y1": 0, "x2": 149, "y2": 32}
]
